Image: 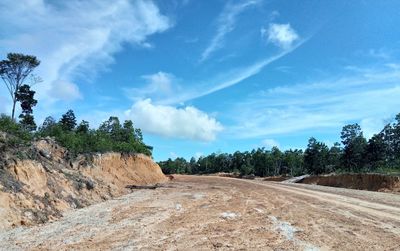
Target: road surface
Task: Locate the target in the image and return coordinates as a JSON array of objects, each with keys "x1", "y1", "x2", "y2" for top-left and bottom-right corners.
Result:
[{"x1": 1, "y1": 175, "x2": 400, "y2": 250}]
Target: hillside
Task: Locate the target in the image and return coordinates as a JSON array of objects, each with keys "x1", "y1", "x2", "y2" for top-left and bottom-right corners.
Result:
[{"x1": 0, "y1": 135, "x2": 167, "y2": 230}]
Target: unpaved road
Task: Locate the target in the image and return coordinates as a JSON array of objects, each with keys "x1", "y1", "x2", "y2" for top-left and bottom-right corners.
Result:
[{"x1": 1, "y1": 175, "x2": 400, "y2": 251}]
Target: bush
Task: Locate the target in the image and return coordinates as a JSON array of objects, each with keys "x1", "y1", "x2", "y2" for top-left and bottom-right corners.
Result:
[
  {"x1": 37, "y1": 116, "x2": 152, "y2": 156},
  {"x1": 0, "y1": 114, "x2": 32, "y2": 146}
]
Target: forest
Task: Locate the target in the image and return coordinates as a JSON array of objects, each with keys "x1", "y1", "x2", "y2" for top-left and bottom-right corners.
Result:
[{"x1": 158, "y1": 116, "x2": 400, "y2": 176}]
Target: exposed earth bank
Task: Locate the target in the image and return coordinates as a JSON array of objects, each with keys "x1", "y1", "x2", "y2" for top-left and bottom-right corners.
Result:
[
  {"x1": 1, "y1": 175, "x2": 400, "y2": 250},
  {"x1": 0, "y1": 137, "x2": 166, "y2": 230},
  {"x1": 297, "y1": 173, "x2": 400, "y2": 193}
]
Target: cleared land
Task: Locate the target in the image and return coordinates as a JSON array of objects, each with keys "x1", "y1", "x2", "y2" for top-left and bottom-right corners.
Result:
[{"x1": 1, "y1": 175, "x2": 400, "y2": 250}]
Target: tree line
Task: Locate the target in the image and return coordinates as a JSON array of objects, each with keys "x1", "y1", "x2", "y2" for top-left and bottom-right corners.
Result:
[
  {"x1": 159, "y1": 116, "x2": 400, "y2": 176},
  {"x1": 0, "y1": 53, "x2": 151, "y2": 156}
]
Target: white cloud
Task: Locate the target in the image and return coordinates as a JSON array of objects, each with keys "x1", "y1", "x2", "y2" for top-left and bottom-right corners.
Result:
[
  {"x1": 228, "y1": 64, "x2": 400, "y2": 138},
  {"x1": 263, "y1": 23, "x2": 299, "y2": 49},
  {"x1": 159, "y1": 38, "x2": 308, "y2": 105},
  {"x1": 0, "y1": 0, "x2": 171, "y2": 107},
  {"x1": 126, "y1": 72, "x2": 179, "y2": 102},
  {"x1": 261, "y1": 139, "x2": 280, "y2": 149},
  {"x1": 200, "y1": 0, "x2": 260, "y2": 62},
  {"x1": 360, "y1": 117, "x2": 386, "y2": 139},
  {"x1": 125, "y1": 99, "x2": 223, "y2": 141},
  {"x1": 49, "y1": 81, "x2": 82, "y2": 101}
]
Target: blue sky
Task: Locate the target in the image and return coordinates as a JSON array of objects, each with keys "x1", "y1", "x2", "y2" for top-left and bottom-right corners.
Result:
[{"x1": 1, "y1": 0, "x2": 400, "y2": 161}]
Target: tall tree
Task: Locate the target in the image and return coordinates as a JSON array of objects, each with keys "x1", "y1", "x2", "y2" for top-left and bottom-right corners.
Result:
[
  {"x1": 340, "y1": 124, "x2": 367, "y2": 171},
  {"x1": 0, "y1": 53, "x2": 40, "y2": 120},
  {"x1": 15, "y1": 84, "x2": 37, "y2": 131},
  {"x1": 327, "y1": 142, "x2": 342, "y2": 171},
  {"x1": 304, "y1": 137, "x2": 329, "y2": 174},
  {"x1": 59, "y1": 110, "x2": 77, "y2": 131}
]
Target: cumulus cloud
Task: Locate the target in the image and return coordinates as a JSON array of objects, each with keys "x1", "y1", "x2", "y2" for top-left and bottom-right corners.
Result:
[
  {"x1": 262, "y1": 23, "x2": 299, "y2": 49},
  {"x1": 0, "y1": 0, "x2": 171, "y2": 106},
  {"x1": 125, "y1": 99, "x2": 223, "y2": 141}
]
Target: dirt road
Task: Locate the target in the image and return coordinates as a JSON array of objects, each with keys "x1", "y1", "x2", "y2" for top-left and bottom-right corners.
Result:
[{"x1": 1, "y1": 175, "x2": 400, "y2": 250}]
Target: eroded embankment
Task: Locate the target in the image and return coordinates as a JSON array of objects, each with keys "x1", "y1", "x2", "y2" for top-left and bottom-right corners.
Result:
[
  {"x1": 0, "y1": 137, "x2": 167, "y2": 230},
  {"x1": 297, "y1": 173, "x2": 400, "y2": 193}
]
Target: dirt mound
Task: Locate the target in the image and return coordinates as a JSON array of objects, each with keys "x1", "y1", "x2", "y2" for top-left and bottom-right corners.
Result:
[
  {"x1": 297, "y1": 173, "x2": 400, "y2": 193},
  {"x1": 263, "y1": 176, "x2": 290, "y2": 182},
  {"x1": 0, "y1": 137, "x2": 167, "y2": 230}
]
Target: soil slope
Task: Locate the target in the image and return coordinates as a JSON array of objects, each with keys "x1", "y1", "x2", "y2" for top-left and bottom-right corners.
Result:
[
  {"x1": 1, "y1": 175, "x2": 399, "y2": 250},
  {"x1": 0, "y1": 137, "x2": 166, "y2": 230},
  {"x1": 297, "y1": 173, "x2": 400, "y2": 193}
]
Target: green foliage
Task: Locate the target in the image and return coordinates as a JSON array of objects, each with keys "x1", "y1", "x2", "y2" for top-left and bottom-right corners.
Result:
[
  {"x1": 59, "y1": 110, "x2": 77, "y2": 131},
  {"x1": 340, "y1": 123, "x2": 367, "y2": 171},
  {"x1": 304, "y1": 138, "x2": 329, "y2": 174},
  {"x1": 16, "y1": 84, "x2": 37, "y2": 131},
  {"x1": 19, "y1": 114, "x2": 37, "y2": 132},
  {"x1": 0, "y1": 114, "x2": 32, "y2": 146},
  {"x1": 0, "y1": 53, "x2": 40, "y2": 120},
  {"x1": 159, "y1": 113, "x2": 400, "y2": 176},
  {"x1": 38, "y1": 112, "x2": 152, "y2": 156}
]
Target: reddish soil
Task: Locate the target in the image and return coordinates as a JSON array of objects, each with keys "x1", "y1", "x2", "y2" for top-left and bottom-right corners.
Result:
[{"x1": 1, "y1": 175, "x2": 400, "y2": 250}]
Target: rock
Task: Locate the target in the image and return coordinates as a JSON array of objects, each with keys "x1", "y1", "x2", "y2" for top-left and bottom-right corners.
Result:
[
  {"x1": 39, "y1": 149, "x2": 51, "y2": 159},
  {"x1": 220, "y1": 212, "x2": 238, "y2": 220}
]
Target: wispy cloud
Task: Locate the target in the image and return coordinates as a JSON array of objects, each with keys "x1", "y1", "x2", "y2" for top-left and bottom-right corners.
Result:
[
  {"x1": 0, "y1": 0, "x2": 171, "y2": 107},
  {"x1": 227, "y1": 64, "x2": 400, "y2": 139},
  {"x1": 200, "y1": 0, "x2": 260, "y2": 62},
  {"x1": 261, "y1": 139, "x2": 280, "y2": 149},
  {"x1": 159, "y1": 37, "x2": 308, "y2": 105},
  {"x1": 125, "y1": 71, "x2": 180, "y2": 102}
]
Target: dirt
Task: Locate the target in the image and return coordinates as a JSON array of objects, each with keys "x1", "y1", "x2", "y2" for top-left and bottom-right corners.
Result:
[
  {"x1": 0, "y1": 137, "x2": 167, "y2": 230},
  {"x1": 1, "y1": 175, "x2": 400, "y2": 250},
  {"x1": 297, "y1": 173, "x2": 400, "y2": 193},
  {"x1": 263, "y1": 176, "x2": 290, "y2": 182}
]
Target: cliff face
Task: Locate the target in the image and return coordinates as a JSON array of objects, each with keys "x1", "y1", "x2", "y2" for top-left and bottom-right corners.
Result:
[{"x1": 0, "y1": 137, "x2": 167, "y2": 230}]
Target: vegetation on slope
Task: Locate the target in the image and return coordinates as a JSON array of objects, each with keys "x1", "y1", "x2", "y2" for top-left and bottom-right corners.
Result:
[{"x1": 0, "y1": 52, "x2": 151, "y2": 156}]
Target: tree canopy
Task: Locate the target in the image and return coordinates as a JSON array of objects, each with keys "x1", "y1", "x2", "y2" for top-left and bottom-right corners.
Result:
[
  {"x1": 159, "y1": 114, "x2": 400, "y2": 176},
  {"x1": 0, "y1": 53, "x2": 40, "y2": 120}
]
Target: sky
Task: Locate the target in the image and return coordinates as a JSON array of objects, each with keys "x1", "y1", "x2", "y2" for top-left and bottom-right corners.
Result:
[{"x1": 1, "y1": 0, "x2": 400, "y2": 161}]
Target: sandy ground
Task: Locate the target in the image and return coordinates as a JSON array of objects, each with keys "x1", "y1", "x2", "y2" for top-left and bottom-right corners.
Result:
[{"x1": 1, "y1": 175, "x2": 400, "y2": 251}]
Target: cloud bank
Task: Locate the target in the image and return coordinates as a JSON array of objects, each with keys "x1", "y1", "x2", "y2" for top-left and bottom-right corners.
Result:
[{"x1": 125, "y1": 99, "x2": 223, "y2": 141}]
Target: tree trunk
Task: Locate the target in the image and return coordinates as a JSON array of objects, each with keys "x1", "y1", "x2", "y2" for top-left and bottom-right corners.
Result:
[{"x1": 11, "y1": 98, "x2": 17, "y2": 121}]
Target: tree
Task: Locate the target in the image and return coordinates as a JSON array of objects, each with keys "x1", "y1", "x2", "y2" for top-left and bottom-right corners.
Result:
[
  {"x1": 304, "y1": 137, "x2": 329, "y2": 174},
  {"x1": 76, "y1": 120, "x2": 90, "y2": 134},
  {"x1": 327, "y1": 142, "x2": 342, "y2": 171},
  {"x1": 0, "y1": 53, "x2": 40, "y2": 120},
  {"x1": 365, "y1": 133, "x2": 386, "y2": 170},
  {"x1": 340, "y1": 124, "x2": 367, "y2": 171},
  {"x1": 59, "y1": 110, "x2": 77, "y2": 131},
  {"x1": 15, "y1": 84, "x2": 37, "y2": 131},
  {"x1": 39, "y1": 116, "x2": 56, "y2": 132}
]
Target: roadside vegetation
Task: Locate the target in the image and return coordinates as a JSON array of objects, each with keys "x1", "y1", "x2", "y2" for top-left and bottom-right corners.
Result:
[
  {"x1": 0, "y1": 53, "x2": 152, "y2": 156},
  {"x1": 159, "y1": 117, "x2": 400, "y2": 176}
]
